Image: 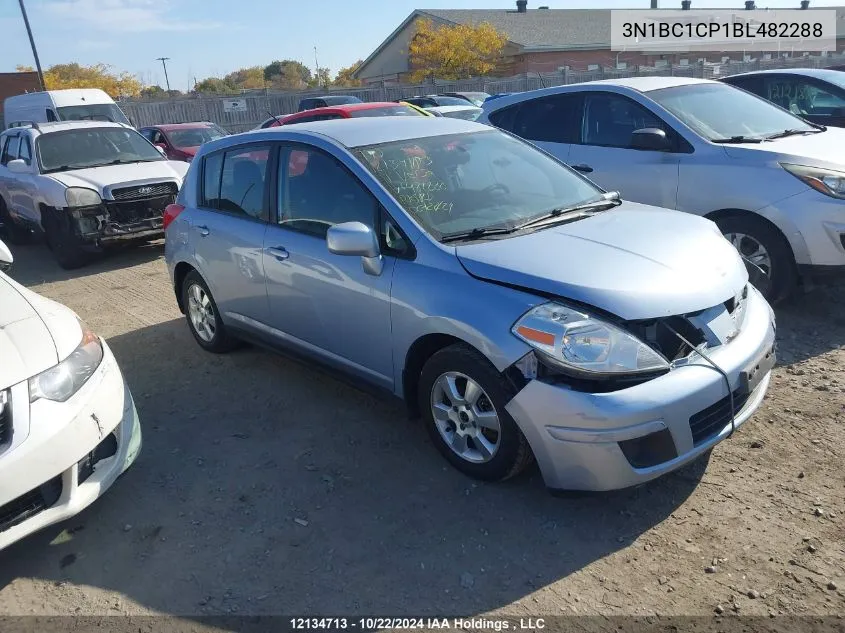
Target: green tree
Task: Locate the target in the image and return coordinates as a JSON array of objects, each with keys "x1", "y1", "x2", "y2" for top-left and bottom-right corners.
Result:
[
  {"x1": 334, "y1": 60, "x2": 363, "y2": 87},
  {"x1": 263, "y1": 60, "x2": 312, "y2": 90},
  {"x1": 194, "y1": 77, "x2": 235, "y2": 94},
  {"x1": 140, "y1": 85, "x2": 167, "y2": 98},
  {"x1": 224, "y1": 66, "x2": 266, "y2": 90}
]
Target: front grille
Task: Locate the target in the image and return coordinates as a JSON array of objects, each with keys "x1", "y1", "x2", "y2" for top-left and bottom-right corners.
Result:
[
  {"x1": 0, "y1": 476, "x2": 62, "y2": 533},
  {"x1": 110, "y1": 182, "x2": 177, "y2": 201},
  {"x1": 689, "y1": 388, "x2": 750, "y2": 446},
  {"x1": 0, "y1": 390, "x2": 10, "y2": 446},
  {"x1": 105, "y1": 194, "x2": 174, "y2": 225}
]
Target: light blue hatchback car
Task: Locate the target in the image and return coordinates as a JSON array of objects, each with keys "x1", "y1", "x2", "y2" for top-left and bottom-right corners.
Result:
[{"x1": 164, "y1": 117, "x2": 776, "y2": 492}]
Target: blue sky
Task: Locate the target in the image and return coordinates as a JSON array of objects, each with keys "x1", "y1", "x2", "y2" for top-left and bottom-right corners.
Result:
[{"x1": 2, "y1": 0, "x2": 842, "y2": 90}]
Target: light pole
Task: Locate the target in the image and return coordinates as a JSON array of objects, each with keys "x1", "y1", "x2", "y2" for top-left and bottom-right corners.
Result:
[
  {"x1": 314, "y1": 46, "x2": 322, "y2": 89},
  {"x1": 17, "y1": 0, "x2": 45, "y2": 91},
  {"x1": 156, "y1": 57, "x2": 172, "y2": 93}
]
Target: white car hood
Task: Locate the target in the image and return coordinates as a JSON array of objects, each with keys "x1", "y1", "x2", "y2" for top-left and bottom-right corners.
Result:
[
  {"x1": 723, "y1": 126, "x2": 845, "y2": 169},
  {"x1": 0, "y1": 274, "x2": 81, "y2": 389},
  {"x1": 48, "y1": 160, "x2": 189, "y2": 197}
]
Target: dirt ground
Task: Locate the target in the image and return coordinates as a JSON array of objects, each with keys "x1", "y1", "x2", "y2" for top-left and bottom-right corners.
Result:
[{"x1": 0, "y1": 241, "x2": 843, "y2": 621}]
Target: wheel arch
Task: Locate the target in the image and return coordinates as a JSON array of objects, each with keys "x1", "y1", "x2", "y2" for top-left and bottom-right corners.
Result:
[
  {"x1": 705, "y1": 207, "x2": 799, "y2": 265},
  {"x1": 173, "y1": 261, "x2": 197, "y2": 313}
]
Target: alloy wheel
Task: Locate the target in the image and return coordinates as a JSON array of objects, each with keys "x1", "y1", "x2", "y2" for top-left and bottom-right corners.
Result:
[
  {"x1": 187, "y1": 283, "x2": 217, "y2": 343},
  {"x1": 725, "y1": 232, "x2": 772, "y2": 278},
  {"x1": 430, "y1": 371, "x2": 501, "y2": 464}
]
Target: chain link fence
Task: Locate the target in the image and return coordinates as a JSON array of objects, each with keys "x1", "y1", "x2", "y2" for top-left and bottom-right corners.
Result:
[{"x1": 119, "y1": 53, "x2": 845, "y2": 133}]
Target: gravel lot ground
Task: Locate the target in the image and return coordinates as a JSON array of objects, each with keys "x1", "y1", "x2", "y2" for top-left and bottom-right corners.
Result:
[{"x1": 0, "y1": 241, "x2": 843, "y2": 622}]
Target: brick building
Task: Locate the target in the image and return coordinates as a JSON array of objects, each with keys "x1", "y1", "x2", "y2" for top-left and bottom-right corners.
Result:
[
  {"x1": 353, "y1": 1, "x2": 845, "y2": 85},
  {"x1": 0, "y1": 71, "x2": 41, "y2": 127}
]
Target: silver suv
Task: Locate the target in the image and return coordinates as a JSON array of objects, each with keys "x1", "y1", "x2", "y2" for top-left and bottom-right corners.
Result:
[{"x1": 0, "y1": 121, "x2": 187, "y2": 268}]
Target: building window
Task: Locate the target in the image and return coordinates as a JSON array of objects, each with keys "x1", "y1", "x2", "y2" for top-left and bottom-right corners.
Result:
[
  {"x1": 763, "y1": 53, "x2": 772, "y2": 60},
  {"x1": 587, "y1": 64, "x2": 600, "y2": 71},
  {"x1": 654, "y1": 60, "x2": 669, "y2": 68},
  {"x1": 616, "y1": 61, "x2": 627, "y2": 70},
  {"x1": 679, "y1": 59, "x2": 689, "y2": 66}
]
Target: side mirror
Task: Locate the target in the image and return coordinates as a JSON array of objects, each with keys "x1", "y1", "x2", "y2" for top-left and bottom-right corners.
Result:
[
  {"x1": 154, "y1": 144, "x2": 167, "y2": 155},
  {"x1": 0, "y1": 239, "x2": 13, "y2": 272},
  {"x1": 631, "y1": 128, "x2": 671, "y2": 152},
  {"x1": 327, "y1": 221, "x2": 379, "y2": 258},
  {"x1": 7, "y1": 159, "x2": 29, "y2": 174}
]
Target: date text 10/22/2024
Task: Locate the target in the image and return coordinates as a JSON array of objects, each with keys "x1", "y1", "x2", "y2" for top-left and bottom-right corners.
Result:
[{"x1": 289, "y1": 617, "x2": 548, "y2": 630}]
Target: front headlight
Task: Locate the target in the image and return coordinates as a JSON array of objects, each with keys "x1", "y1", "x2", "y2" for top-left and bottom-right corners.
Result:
[
  {"x1": 29, "y1": 323, "x2": 104, "y2": 402},
  {"x1": 781, "y1": 163, "x2": 845, "y2": 200},
  {"x1": 512, "y1": 303, "x2": 669, "y2": 377},
  {"x1": 65, "y1": 187, "x2": 102, "y2": 207}
]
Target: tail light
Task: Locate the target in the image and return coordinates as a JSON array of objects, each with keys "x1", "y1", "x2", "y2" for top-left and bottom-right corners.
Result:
[{"x1": 163, "y1": 203, "x2": 185, "y2": 230}]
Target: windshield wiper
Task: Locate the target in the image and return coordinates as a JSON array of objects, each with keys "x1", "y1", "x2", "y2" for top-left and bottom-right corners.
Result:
[
  {"x1": 440, "y1": 226, "x2": 516, "y2": 243},
  {"x1": 514, "y1": 191, "x2": 622, "y2": 231},
  {"x1": 764, "y1": 128, "x2": 822, "y2": 140},
  {"x1": 711, "y1": 135, "x2": 764, "y2": 144},
  {"x1": 105, "y1": 158, "x2": 160, "y2": 165}
]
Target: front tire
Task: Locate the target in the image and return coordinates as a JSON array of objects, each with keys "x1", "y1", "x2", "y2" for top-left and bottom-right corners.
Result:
[
  {"x1": 181, "y1": 270, "x2": 238, "y2": 353},
  {"x1": 715, "y1": 214, "x2": 797, "y2": 303},
  {"x1": 0, "y1": 198, "x2": 33, "y2": 245},
  {"x1": 43, "y1": 214, "x2": 90, "y2": 270},
  {"x1": 418, "y1": 344, "x2": 533, "y2": 482}
]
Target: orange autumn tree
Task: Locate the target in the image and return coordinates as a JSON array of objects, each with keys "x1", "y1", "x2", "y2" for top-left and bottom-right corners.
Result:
[
  {"x1": 17, "y1": 63, "x2": 142, "y2": 97},
  {"x1": 408, "y1": 18, "x2": 507, "y2": 82}
]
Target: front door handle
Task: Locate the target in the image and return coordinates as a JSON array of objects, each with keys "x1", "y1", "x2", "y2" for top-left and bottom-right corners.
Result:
[
  {"x1": 196, "y1": 224, "x2": 210, "y2": 237},
  {"x1": 267, "y1": 246, "x2": 289, "y2": 261},
  {"x1": 571, "y1": 164, "x2": 593, "y2": 173}
]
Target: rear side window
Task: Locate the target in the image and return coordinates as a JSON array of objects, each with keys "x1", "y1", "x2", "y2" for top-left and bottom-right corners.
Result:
[
  {"x1": 202, "y1": 145, "x2": 271, "y2": 221},
  {"x1": 495, "y1": 95, "x2": 580, "y2": 144},
  {"x1": 488, "y1": 104, "x2": 519, "y2": 131},
  {"x1": 46, "y1": 109, "x2": 57, "y2": 122},
  {"x1": 19, "y1": 136, "x2": 32, "y2": 165}
]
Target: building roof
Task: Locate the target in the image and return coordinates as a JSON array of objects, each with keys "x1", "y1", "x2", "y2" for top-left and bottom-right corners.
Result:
[{"x1": 356, "y1": 5, "x2": 845, "y2": 78}]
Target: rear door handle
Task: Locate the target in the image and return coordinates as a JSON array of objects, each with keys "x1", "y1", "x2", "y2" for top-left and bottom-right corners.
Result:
[
  {"x1": 571, "y1": 164, "x2": 593, "y2": 173},
  {"x1": 267, "y1": 246, "x2": 289, "y2": 261},
  {"x1": 196, "y1": 224, "x2": 210, "y2": 237}
]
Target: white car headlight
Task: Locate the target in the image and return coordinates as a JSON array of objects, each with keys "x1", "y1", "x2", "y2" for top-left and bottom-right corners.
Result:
[
  {"x1": 781, "y1": 163, "x2": 845, "y2": 200},
  {"x1": 29, "y1": 323, "x2": 104, "y2": 402},
  {"x1": 65, "y1": 187, "x2": 102, "y2": 207},
  {"x1": 512, "y1": 303, "x2": 669, "y2": 377}
]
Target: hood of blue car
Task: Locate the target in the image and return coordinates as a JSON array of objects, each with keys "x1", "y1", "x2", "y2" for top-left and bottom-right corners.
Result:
[{"x1": 455, "y1": 202, "x2": 748, "y2": 320}]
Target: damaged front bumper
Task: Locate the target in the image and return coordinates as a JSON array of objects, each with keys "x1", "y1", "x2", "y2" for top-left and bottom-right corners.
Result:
[
  {"x1": 69, "y1": 193, "x2": 173, "y2": 246},
  {"x1": 505, "y1": 286, "x2": 776, "y2": 492}
]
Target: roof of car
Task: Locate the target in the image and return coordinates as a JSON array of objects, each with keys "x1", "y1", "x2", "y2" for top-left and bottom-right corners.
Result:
[
  {"x1": 237, "y1": 116, "x2": 485, "y2": 149},
  {"x1": 152, "y1": 122, "x2": 216, "y2": 130},
  {"x1": 584, "y1": 76, "x2": 716, "y2": 92},
  {"x1": 723, "y1": 68, "x2": 845, "y2": 81},
  {"x1": 427, "y1": 105, "x2": 482, "y2": 113},
  {"x1": 309, "y1": 102, "x2": 411, "y2": 113},
  {"x1": 2, "y1": 120, "x2": 129, "y2": 135}
]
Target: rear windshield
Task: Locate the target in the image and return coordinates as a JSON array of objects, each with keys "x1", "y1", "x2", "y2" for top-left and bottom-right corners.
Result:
[
  {"x1": 324, "y1": 96, "x2": 362, "y2": 105},
  {"x1": 37, "y1": 127, "x2": 163, "y2": 173},
  {"x1": 349, "y1": 105, "x2": 425, "y2": 118},
  {"x1": 439, "y1": 108, "x2": 483, "y2": 121},
  {"x1": 168, "y1": 127, "x2": 227, "y2": 148},
  {"x1": 57, "y1": 104, "x2": 131, "y2": 125}
]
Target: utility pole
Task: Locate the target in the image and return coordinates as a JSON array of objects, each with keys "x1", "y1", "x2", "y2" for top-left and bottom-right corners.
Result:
[
  {"x1": 156, "y1": 57, "x2": 172, "y2": 93},
  {"x1": 17, "y1": 0, "x2": 45, "y2": 91},
  {"x1": 314, "y1": 46, "x2": 322, "y2": 89}
]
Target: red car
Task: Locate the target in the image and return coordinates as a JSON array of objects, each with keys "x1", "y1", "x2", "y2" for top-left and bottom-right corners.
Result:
[
  {"x1": 139, "y1": 122, "x2": 228, "y2": 162},
  {"x1": 263, "y1": 102, "x2": 427, "y2": 128}
]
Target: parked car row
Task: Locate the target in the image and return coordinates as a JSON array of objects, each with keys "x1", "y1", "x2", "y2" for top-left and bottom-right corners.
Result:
[
  {"x1": 480, "y1": 75, "x2": 845, "y2": 304},
  {"x1": 15, "y1": 69, "x2": 845, "y2": 551}
]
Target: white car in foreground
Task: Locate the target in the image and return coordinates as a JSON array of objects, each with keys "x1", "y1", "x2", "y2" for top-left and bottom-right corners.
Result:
[{"x1": 0, "y1": 240, "x2": 141, "y2": 551}]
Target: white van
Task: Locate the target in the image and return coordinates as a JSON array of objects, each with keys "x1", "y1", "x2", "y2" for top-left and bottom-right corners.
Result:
[{"x1": 3, "y1": 89, "x2": 131, "y2": 129}]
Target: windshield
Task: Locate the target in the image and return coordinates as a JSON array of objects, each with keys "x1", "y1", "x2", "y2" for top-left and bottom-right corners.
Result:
[
  {"x1": 439, "y1": 107, "x2": 483, "y2": 121},
  {"x1": 325, "y1": 96, "x2": 362, "y2": 105},
  {"x1": 350, "y1": 105, "x2": 425, "y2": 118},
  {"x1": 37, "y1": 127, "x2": 164, "y2": 173},
  {"x1": 454, "y1": 93, "x2": 490, "y2": 106},
  {"x1": 57, "y1": 104, "x2": 131, "y2": 125},
  {"x1": 434, "y1": 96, "x2": 474, "y2": 106},
  {"x1": 355, "y1": 130, "x2": 602, "y2": 239},
  {"x1": 649, "y1": 82, "x2": 816, "y2": 141},
  {"x1": 168, "y1": 127, "x2": 226, "y2": 148}
]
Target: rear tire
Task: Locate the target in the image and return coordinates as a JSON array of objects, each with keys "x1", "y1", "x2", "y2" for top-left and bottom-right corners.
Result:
[
  {"x1": 181, "y1": 270, "x2": 238, "y2": 353},
  {"x1": 418, "y1": 344, "x2": 533, "y2": 482},
  {"x1": 43, "y1": 214, "x2": 89, "y2": 270},
  {"x1": 0, "y1": 198, "x2": 34, "y2": 245},
  {"x1": 715, "y1": 214, "x2": 796, "y2": 303}
]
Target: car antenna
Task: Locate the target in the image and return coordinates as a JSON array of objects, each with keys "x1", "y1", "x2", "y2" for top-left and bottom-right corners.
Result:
[{"x1": 267, "y1": 111, "x2": 283, "y2": 126}]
